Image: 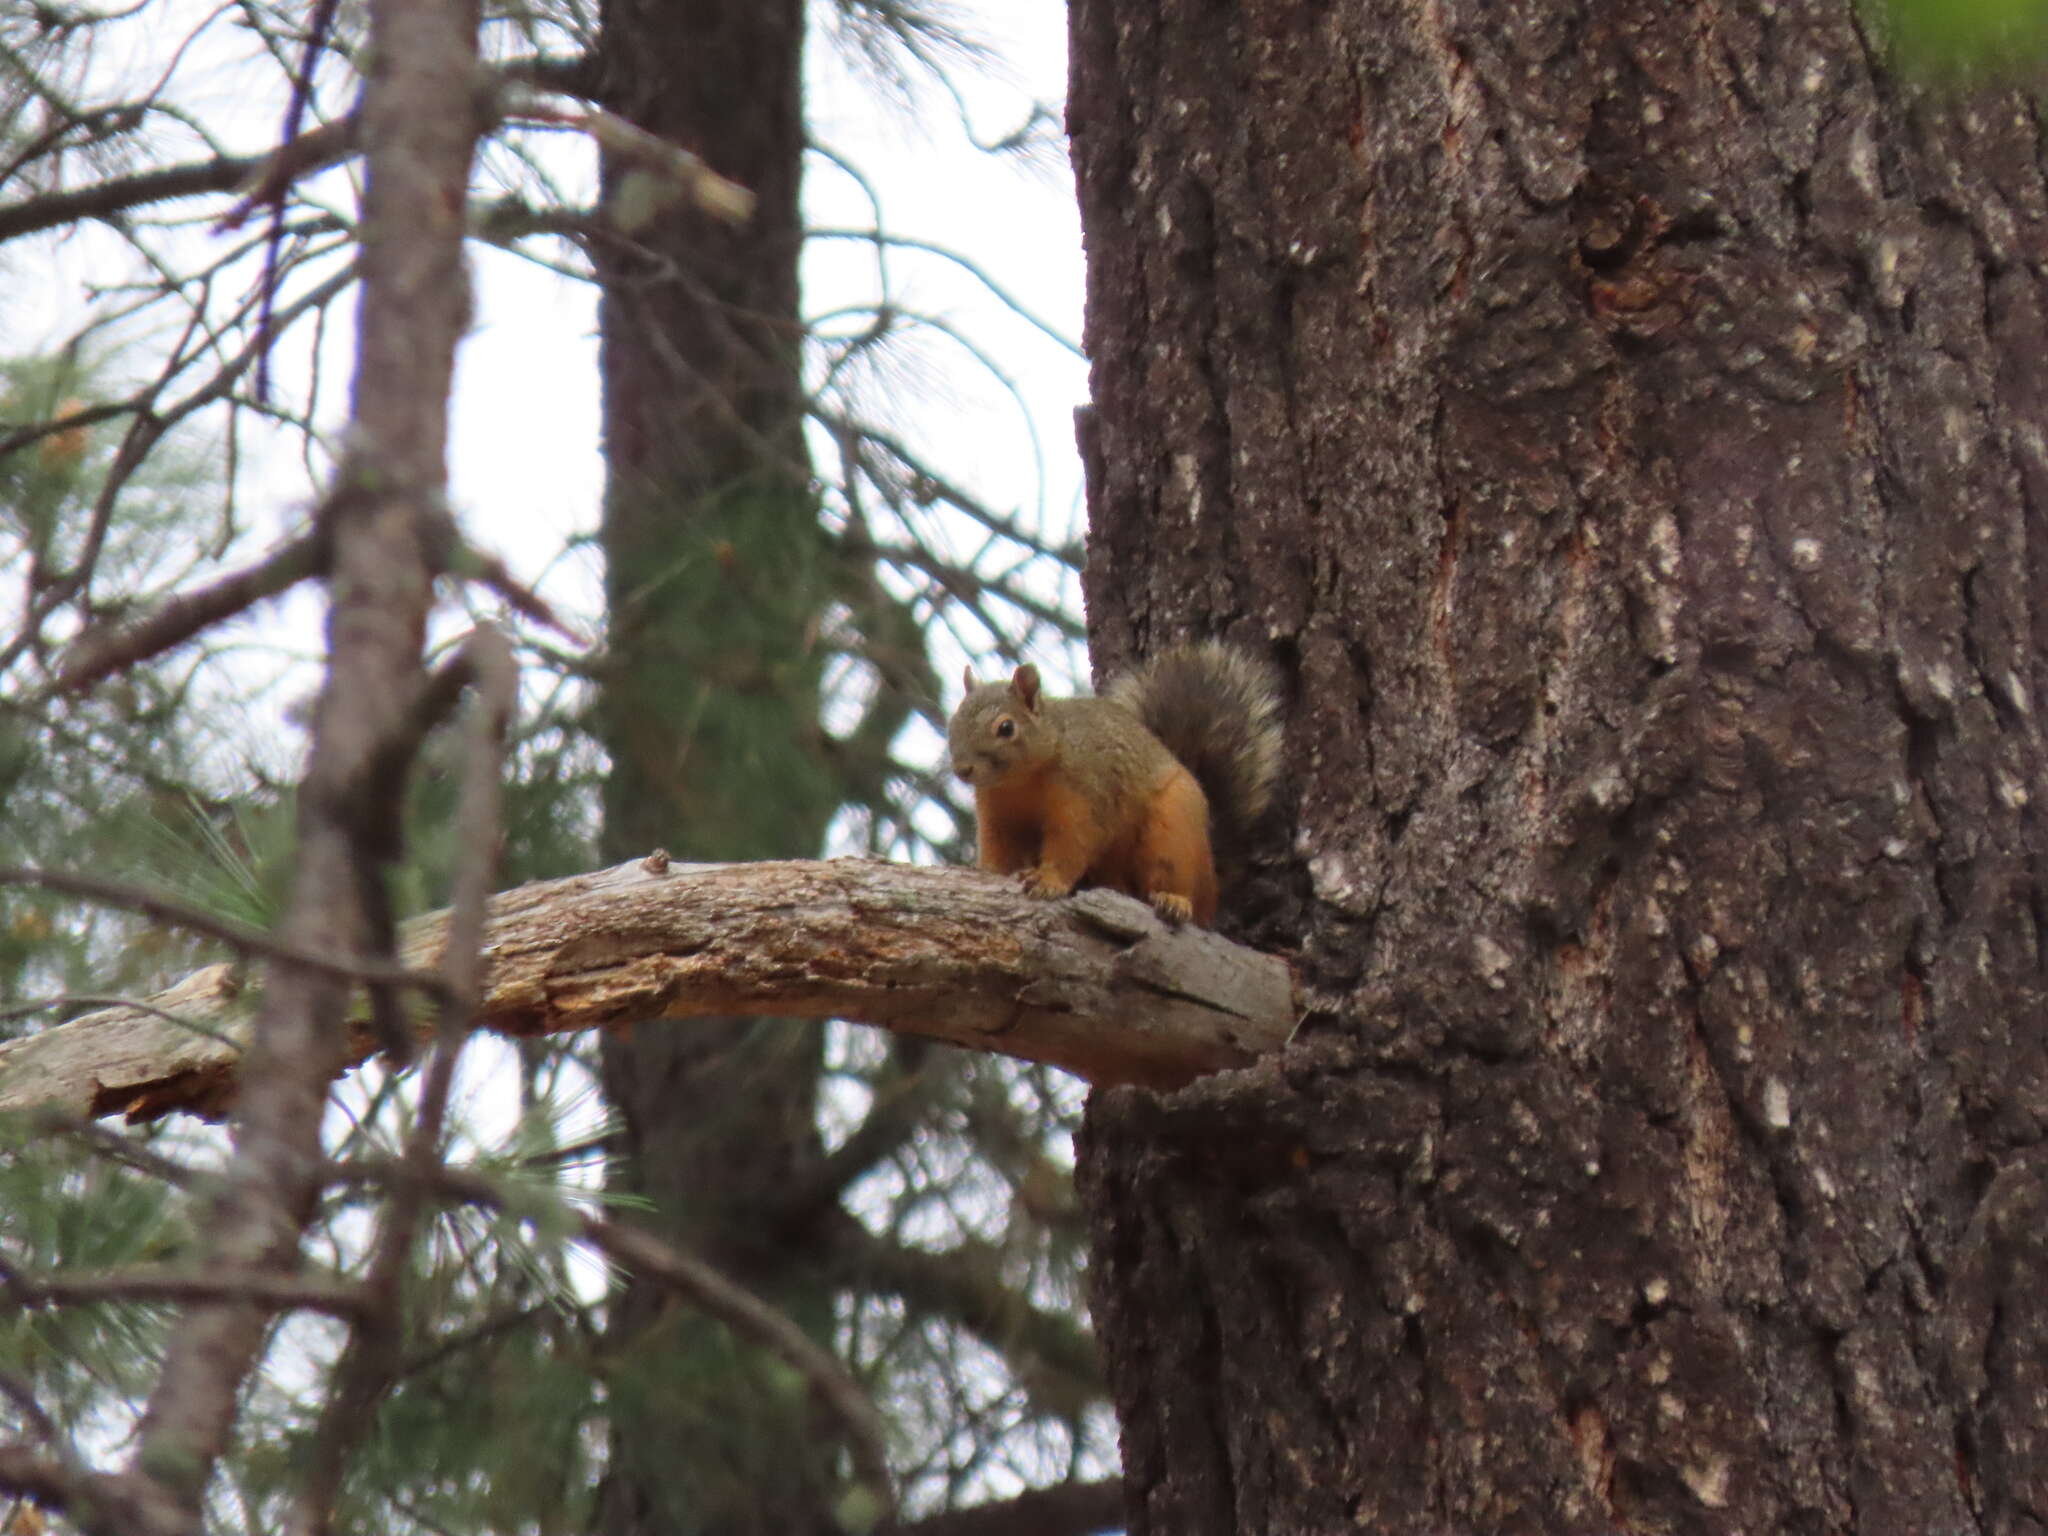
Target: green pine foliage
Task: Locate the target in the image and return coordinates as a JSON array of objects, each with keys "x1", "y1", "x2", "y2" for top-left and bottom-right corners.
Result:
[
  {"x1": 1868, "y1": 0, "x2": 2048, "y2": 74},
  {"x1": 0, "y1": 1122, "x2": 185, "y2": 1438}
]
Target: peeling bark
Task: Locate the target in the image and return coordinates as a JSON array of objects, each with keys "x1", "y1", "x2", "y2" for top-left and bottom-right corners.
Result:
[{"x1": 0, "y1": 860, "x2": 1296, "y2": 1119}]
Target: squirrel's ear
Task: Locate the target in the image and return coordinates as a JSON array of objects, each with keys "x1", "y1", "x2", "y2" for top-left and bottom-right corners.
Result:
[
  {"x1": 1011, "y1": 664, "x2": 1042, "y2": 710},
  {"x1": 962, "y1": 665, "x2": 979, "y2": 695}
]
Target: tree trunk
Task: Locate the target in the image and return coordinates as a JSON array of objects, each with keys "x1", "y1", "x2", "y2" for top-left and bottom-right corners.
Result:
[
  {"x1": 1068, "y1": 1, "x2": 2048, "y2": 1531},
  {"x1": 586, "y1": 3, "x2": 846, "y2": 1532}
]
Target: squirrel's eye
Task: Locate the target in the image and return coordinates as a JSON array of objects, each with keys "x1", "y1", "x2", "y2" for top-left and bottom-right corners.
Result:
[{"x1": 995, "y1": 718, "x2": 1016, "y2": 739}]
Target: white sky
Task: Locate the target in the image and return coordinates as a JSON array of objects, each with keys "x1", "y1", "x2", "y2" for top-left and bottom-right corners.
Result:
[
  {"x1": 8, "y1": 0, "x2": 1088, "y2": 737},
  {"x1": 446, "y1": 6, "x2": 1088, "y2": 670}
]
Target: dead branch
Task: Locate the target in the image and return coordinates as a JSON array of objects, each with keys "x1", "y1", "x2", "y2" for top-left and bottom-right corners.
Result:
[
  {"x1": 55, "y1": 529, "x2": 327, "y2": 691},
  {"x1": 0, "y1": 859, "x2": 1298, "y2": 1122},
  {"x1": 544, "y1": 104, "x2": 756, "y2": 223},
  {"x1": 0, "y1": 118, "x2": 359, "y2": 246},
  {"x1": 288, "y1": 629, "x2": 515, "y2": 1531},
  {"x1": 895, "y1": 1479, "x2": 1125, "y2": 1536},
  {"x1": 0, "y1": 1266, "x2": 369, "y2": 1318},
  {"x1": 114, "y1": 0, "x2": 486, "y2": 1517}
]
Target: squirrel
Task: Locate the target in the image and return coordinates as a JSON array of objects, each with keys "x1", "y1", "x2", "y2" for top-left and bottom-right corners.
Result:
[{"x1": 947, "y1": 642, "x2": 1282, "y2": 925}]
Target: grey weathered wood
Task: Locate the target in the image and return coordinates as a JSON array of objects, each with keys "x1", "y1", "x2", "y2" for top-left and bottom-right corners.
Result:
[{"x1": 0, "y1": 857, "x2": 1298, "y2": 1119}]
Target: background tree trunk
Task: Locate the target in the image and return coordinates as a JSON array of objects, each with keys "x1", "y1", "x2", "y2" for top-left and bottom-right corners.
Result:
[
  {"x1": 1068, "y1": 1, "x2": 2048, "y2": 1531},
  {"x1": 587, "y1": 3, "x2": 846, "y2": 1532}
]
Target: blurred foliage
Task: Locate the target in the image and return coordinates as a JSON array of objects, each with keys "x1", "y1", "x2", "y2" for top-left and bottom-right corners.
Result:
[{"x1": 1868, "y1": 0, "x2": 2048, "y2": 75}]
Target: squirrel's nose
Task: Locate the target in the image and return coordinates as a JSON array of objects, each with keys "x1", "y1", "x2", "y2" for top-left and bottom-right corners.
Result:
[{"x1": 954, "y1": 762, "x2": 974, "y2": 783}]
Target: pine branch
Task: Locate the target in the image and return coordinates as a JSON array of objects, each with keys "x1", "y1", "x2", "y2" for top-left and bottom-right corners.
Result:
[
  {"x1": 823, "y1": 1212, "x2": 1103, "y2": 1407},
  {"x1": 392, "y1": 1161, "x2": 898, "y2": 1521},
  {"x1": 0, "y1": 1265, "x2": 369, "y2": 1317},
  {"x1": 0, "y1": 117, "x2": 358, "y2": 245},
  {"x1": 116, "y1": 0, "x2": 487, "y2": 1518},
  {"x1": 0, "y1": 859, "x2": 1298, "y2": 1123},
  {"x1": 0, "y1": 54, "x2": 598, "y2": 250},
  {"x1": 55, "y1": 530, "x2": 328, "y2": 691}
]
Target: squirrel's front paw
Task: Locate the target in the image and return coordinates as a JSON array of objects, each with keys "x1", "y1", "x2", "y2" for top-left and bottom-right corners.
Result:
[
  {"x1": 1149, "y1": 891, "x2": 1194, "y2": 924},
  {"x1": 1019, "y1": 867, "x2": 1074, "y2": 901}
]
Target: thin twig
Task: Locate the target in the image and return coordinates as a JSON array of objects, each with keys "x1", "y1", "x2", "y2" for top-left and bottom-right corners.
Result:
[
  {"x1": 337, "y1": 1158, "x2": 897, "y2": 1521},
  {"x1": 0, "y1": 265, "x2": 357, "y2": 679},
  {"x1": 0, "y1": 994, "x2": 244, "y2": 1054},
  {"x1": 56, "y1": 529, "x2": 328, "y2": 691},
  {"x1": 251, "y1": 0, "x2": 342, "y2": 402},
  {"x1": 0, "y1": 867, "x2": 452, "y2": 1001},
  {"x1": 396, "y1": 1302, "x2": 550, "y2": 1381},
  {"x1": 0, "y1": 1265, "x2": 369, "y2": 1318},
  {"x1": 0, "y1": 118, "x2": 357, "y2": 245},
  {"x1": 0, "y1": 1373, "x2": 58, "y2": 1446},
  {"x1": 808, "y1": 227, "x2": 1081, "y2": 355},
  {"x1": 32, "y1": 1112, "x2": 201, "y2": 1190},
  {"x1": 812, "y1": 407, "x2": 1080, "y2": 565},
  {"x1": 457, "y1": 546, "x2": 585, "y2": 645}
]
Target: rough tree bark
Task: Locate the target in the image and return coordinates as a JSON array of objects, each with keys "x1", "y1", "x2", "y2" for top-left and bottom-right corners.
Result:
[{"x1": 1069, "y1": 1, "x2": 2047, "y2": 1532}]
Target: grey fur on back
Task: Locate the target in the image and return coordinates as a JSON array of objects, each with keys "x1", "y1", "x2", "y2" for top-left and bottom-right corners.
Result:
[{"x1": 1105, "y1": 642, "x2": 1282, "y2": 844}]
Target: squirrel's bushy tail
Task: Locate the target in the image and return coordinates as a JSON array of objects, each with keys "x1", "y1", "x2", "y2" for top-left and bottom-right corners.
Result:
[{"x1": 1108, "y1": 642, "x2": 1283, "y2": 844}]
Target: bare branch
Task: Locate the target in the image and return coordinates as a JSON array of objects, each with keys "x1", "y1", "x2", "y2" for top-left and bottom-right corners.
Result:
[
  {"x1": 815, "y1": 406, "x2": 1081, "y2": 566},
  {"x1": 0, "y1": 867, "x2": 451, "y2": 1000},
  {"x1": 55, "y1": 529, "x2": 328, "y2": 691},
  {"x1": 0, "y1": 262, "x2": 358, "y2": 677},
  {"x1": 32, "y1": 1111, "x2": 201, "y2": 1189},
  {"x1": 454, "y1": 545, "x2": 585, "y2": 644},
  {"x1": 532, "y1": 103, "x2": 756, "y2": 223},
  {"x1": 0, "y1": 48, "x2": 601, "y2": 251},
  {"x1": 0, "y1": 859, "x2": 1298, "y2": 1122},
  {"x1": 0, "y1": 1372, "x2": 58, "y2": 1447},
  {"x1": 896, "y1": 1479, "x2": 1126, "y2": 1536},
  {"x1": 0, "y1": 116, "x2": 360, "y2": 246},
  {"x1": 0, "y1": 1265, "x2": 369, "y2": 1318},
  {"x1": 118, "y1": 0, "x2": 487, "y2": 1513},
  {"x1": 289, "y1": 629, "x2": 515, "y2": 1533},
  {"x1": 0, "y1": 1444, "x2": 87, "y2": 1518}
]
